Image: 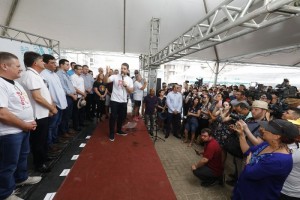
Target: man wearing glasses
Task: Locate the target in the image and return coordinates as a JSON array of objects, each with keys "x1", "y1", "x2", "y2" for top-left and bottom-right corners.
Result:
[{"x1": 0, "y1": 52, "x2": 41, "y2": 200}]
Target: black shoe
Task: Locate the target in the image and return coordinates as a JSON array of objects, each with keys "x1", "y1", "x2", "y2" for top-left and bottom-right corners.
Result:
[
  {"x1": 174, "y1": 134, "x2": 181, "y2": 139},
  {"x1": 218, "y1": 175, "x2": 225, "y2": 186},
  {"x1": 116, "y1": 130, "x2": 128, "y2": 136},
  {"x1": 226, "y1": 179, "x2": 237, "y2": 187},
  {"x1": 228, "y1": 173, "x2": 237, "y2": 179},
  {"x1": 74, "y1": 128, "x2": 82, "y2": 132},
  {"x1": 35, "y1": 164, "x2": 51, "y2": 173},
  {"x1": 201, "y1": 180, "x2": 217, "y2": 187},
  {"x1": 165, "y1": 133, "x2": 169, "y2": 138}
]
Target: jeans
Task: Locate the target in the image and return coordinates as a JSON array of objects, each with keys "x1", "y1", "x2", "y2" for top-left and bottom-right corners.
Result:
[
  {"x1": 145, "y1": 114, "x2": 155, "y2": 133},
  {"x1": 185, "y1": 118, "x2": 199, "y2": 133},
  {"x1": 166, "y1": 112, "x2": 181, "y2": 136},
  {"x1": 59, "y1": 96, "x2": 73, "y2": 135},
  {"x1": 193, "y1": 165, "x2": 217, "y2": 182},
  {"x1": 0, "y1": 132, "x2": 29, "y2": 199},
  {"x1": 109, "y1": 101, "x2": 127, "y2": 138},
  {"x1": 48, "y1": 108, "x2": 63, "y2": 145}
]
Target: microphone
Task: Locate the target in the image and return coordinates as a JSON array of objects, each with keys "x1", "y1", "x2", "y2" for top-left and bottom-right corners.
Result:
[{"x1": 121, "y1": 73, "x2": 125, "y2": 88}]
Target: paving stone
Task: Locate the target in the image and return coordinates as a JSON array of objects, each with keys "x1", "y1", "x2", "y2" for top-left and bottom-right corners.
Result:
[{"x1": 154, "y1": 130, "x2": 233, "y2": 199}]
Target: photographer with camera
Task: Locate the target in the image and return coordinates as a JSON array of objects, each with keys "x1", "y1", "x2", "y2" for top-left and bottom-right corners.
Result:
[
  {"x1": 183, "y1": 97, "x2": 201, "y2": 147},
  {"x1": 224, "y1": 101, "x2": 268, "y2": 186},
  {"x1": 184, "y1": 88, "x2": 198, "y2": 116}
]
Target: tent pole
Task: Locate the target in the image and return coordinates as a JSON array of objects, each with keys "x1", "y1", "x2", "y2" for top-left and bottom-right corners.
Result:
[{"x1": 123, "y1": 0, "x2": 126, "y2": 54}]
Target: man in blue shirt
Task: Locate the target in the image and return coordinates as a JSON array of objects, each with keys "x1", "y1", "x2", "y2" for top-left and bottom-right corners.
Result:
[
  {"x1": 41, "y1": 54, "x2": 68, "y2": 153},
  {"x1": 56, "y1": 59, "x2": 78, "y2": 138},
  {"x1": 67, "y1": 62, "x2": 76, "y2": 76},
  {"x1": 166, "y1": 84, "x2": 182, "y2": 139}
]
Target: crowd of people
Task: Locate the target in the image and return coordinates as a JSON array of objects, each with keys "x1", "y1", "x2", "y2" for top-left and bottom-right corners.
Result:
[
  {"x1": 1, "y1": 50, "x2": 300, "y2": 200},
  {"x1": 0, "y1": 51, "x2": 138, "y2": 200},
  {"x1": 151, "y1": 81, "x2": 300, "y2": 199}
]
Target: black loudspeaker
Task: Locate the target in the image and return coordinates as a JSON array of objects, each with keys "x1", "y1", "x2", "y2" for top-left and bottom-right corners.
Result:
[{"x1": 156, "y1": 78, "x2": 161, "y2": 95}]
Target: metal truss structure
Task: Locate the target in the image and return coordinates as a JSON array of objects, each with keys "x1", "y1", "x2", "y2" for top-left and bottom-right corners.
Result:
[
  {"x1": 224, "y1": 43, "x2": 300, "y2": 66},
  {"x1": 147, "y1": 0, "x2": 300, "y2": 66},
  {"x1": 149, "y1": 18, "x2": 160, "y2": 56},
  {"x1": 0, "y1": 24, "x2": 60, "y2": 58}
]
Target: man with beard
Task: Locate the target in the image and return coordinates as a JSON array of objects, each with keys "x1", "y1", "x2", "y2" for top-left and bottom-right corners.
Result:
[
  {"x1": 104, "y1": 64, "x2": 133, "y2": 141},
  {"x1": 191, "y1": 128, "x2": 224, "y2": 187}
]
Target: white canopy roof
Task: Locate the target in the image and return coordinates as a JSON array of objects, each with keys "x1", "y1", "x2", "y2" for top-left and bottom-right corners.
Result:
[{"x1": 1, "y1": 0, "x2": 300, "y2": 66}]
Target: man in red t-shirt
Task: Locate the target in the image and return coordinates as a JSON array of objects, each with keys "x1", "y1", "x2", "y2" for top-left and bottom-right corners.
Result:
[{"x1": 192, "y1": 128, "x2": 224, "y2": 187}]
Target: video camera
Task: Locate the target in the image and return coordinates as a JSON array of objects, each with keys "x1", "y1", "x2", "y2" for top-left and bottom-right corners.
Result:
[
  {"x1": 194, "y1": 78, "x2": 203, "y2": 87},
  {"x1": 229, "y1": 113, "x2": 245, "y2": 123}
]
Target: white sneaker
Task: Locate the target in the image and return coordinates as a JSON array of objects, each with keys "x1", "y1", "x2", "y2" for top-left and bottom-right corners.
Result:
[
  {"x1": 4, "y1": 194, "x2": 23, "y2": 200},
  {"x1": 16, "y1": 176, "x2": 42, "y2": 186}
]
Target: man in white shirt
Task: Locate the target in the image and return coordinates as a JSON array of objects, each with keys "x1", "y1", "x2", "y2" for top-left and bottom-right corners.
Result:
[
  {"x1": 20, "y1": 51, "x2": 57, "y2": 173},
  {"x1": 133, "y1": 74, "x2": 147, "y2": 121},
  {"x1": 81, "y1": 65, "x2": 95, "y2": 120},
  {"x1": 71, "y1": 65, "x2": 86, "y2": 131},
  {"x1": 166, "y1": 84, "x2": 183, "y2": 139},
  {"x1": 0, "y1": 52, "x2": 41, "y2": 200},
  {"x1": 104, "y1": 63, "x2": 133, "y2": 141}
]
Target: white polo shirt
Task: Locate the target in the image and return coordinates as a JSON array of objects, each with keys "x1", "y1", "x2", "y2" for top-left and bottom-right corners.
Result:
[
  {"x1": 71, "y1": 73, "x2": 85, "y2": 98},
  {"x1": 109, "y1": 74, "x2": 133, "y2": 103},
  {"x1": 133, "y1": 81, "x2": 144, "y2": 101},
  {"x1": 0, "y1": 78, "x2": 34, "y2": 135},
  {"x1": 19, "y1": 68, "x2": 52, "y2": 119}
]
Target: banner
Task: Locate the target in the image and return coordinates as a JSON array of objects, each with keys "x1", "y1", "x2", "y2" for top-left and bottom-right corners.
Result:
[{"x1": 0, "y1": 37, "x2": 53, "y2": 70}]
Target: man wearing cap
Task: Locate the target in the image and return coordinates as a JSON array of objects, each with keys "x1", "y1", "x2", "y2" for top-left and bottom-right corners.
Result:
[
  {"x1": 225, "y1": 100, "x2": 269, "y2": 186},
  {"x1": 240, "y1": 100, "x2": 269, "y2": 146}
]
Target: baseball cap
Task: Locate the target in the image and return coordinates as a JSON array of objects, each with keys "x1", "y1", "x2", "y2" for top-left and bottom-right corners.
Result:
[{"x1": 259, "y1": 119, "x2": 299, "y2": 139}]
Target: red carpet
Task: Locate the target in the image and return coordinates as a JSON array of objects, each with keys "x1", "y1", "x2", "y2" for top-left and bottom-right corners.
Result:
[{"x1": 54, "y1": 119, "x2": 176, "y2": 200}]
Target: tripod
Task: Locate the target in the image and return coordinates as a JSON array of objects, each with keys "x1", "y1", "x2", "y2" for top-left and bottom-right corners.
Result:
[{"x1": 151, "y1": 118, "x2": 165, "y2": 143}]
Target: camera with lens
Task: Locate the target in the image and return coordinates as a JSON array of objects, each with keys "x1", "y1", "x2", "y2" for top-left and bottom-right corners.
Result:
[
  {"x1": 229, "y1": 113, "x2": 245, "y2": 123},
  {"x1": 268, "y1": 101, "x2": 289, "y2": 119}
]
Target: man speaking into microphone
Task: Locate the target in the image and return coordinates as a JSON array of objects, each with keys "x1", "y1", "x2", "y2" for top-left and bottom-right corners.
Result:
[{"x1": 104, "y1": 63, "x2": 133, "y2": 141}]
